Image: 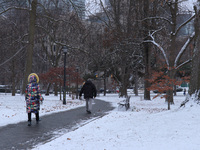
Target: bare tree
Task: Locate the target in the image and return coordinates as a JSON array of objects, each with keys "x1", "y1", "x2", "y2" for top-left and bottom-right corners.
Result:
[
  {"x1": 189, "y1": 0, "x2": 200, "y2": 99},
  {"x1": 0, "y1": 0, "x2": 89, "y2": 95},
  {"x1": 22, "y1": 0, "x2": 37, "y2": 94},
  {"x1": 142, "y1": 0, "x2": 151, "y2": 100},
  {"x1": 145, "y1": 0, "x2": 195, "y2": 109},
  {"x1": 91, "y1": 0, "x2": 144, "y2": 97},
  {"x1": 0, "y1": 1, "x2": 29, "y2": 95}
]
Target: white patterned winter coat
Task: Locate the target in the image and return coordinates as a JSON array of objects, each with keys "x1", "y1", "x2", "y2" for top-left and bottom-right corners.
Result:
[{"x1": 25, "y1": 74, "x2": 43, "y2": 113}]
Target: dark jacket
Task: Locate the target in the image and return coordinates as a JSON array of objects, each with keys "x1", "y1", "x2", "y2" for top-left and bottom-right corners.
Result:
[{"x1": 79, "y1": 80, "x2": 97, "y2": 99}]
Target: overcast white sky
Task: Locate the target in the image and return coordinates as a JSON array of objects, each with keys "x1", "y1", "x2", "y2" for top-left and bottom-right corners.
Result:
[
  {"x1": 181, "y1": 0, "x2": 197, "y2": 11},
  {"x1": 85, "y1": 0, "x2": 101, "y2": 15},
  {"x1": 85, "y1": 0, "x2": 197, "y2": 17}
]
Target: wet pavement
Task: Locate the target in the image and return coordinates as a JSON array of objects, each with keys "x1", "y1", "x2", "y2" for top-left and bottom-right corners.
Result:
[{"x1": 0, "y1": 99, "x2": 114, "y2": 150}]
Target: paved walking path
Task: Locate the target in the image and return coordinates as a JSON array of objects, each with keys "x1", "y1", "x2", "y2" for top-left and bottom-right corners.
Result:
[{"x1": 0, "y1": 99, "x2": 114, "y2": 150}]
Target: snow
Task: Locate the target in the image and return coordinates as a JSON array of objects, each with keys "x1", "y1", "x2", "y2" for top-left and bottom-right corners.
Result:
[
  {"x1": 1, "y1": 91, "x2": 200, "y2": 150},
  {"x1": 0, "y1": 93, "x2": 85, "y2": 127}
]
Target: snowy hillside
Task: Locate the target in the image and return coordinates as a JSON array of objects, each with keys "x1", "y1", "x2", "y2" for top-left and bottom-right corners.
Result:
[{"x1": 1, "y1": 92, "x2": 199, "y2": 150}]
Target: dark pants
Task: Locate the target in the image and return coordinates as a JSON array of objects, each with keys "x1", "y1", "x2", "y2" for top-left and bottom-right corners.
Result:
[{"x1": 28, "y1": 112, "x2": 39, "y2": 122}]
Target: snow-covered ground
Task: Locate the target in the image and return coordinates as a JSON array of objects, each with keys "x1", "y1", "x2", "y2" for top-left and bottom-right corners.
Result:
[
  {"x1": 0, "y1": 93, "x2": 85, "y2": 127},
  {"x1": 1, "y1": 91, "x2": 200, "y2": 150}
]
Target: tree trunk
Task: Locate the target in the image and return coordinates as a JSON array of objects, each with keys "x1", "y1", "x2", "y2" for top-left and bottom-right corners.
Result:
[
  {"x1": 54, "y1": 83, "x2": 58, "y2": 96},
  {"x1": 189, "y1": 4, "x2": 200, "y2": 97},
  {"x1": 103, "y1": 77, "x2": 106, "y2": 96},
  {"x1": 103, "y1": 70, "x2": 107, "y2": 96},
  {"x1": 120, "y1": 66, "x2": 129, "y2": 97},
  {"x1": 134, "y1": 70, "x2": 139, "y2": 96},
  {"x1": 60, "y1": 85, "x2": 62, "y2": 100},
  {"x1": 11, "y1": 60, "x2": 16, "y2": 96},
  {"x1": 165, "y1": 0, "x2": 178, "y2": 107},
  {"x1": 144, "y1": 49, "x2": 151, "y2": 100},
  {"x1": 173, "y1": 84, "x2": 177, "y2": 96},
  {"x1": 45, "y1": 83, "x2": 51, "y2": 96},
  {"x1": 143, "y1": 0, "x2": 151, "y2": 100},
  {"x1": 22, "y1": 0, "x2": 37, "y2": 94}
]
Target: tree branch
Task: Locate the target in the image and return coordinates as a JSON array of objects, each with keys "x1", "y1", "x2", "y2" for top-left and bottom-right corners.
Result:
[
  {"x1": 0, "y1": 45, "x2": 27, "y2": 67},
  {"x1": 175, "y1": 59, "x2": 192, "y2": 70},
  {"x1": 175, "y1": 14, "x2": 195, "y2": 36},
  {"x1": 143, "y1": 29, "x2": 169, "y2": 68},
  {"x1": 0, "y1": 6, "x2": 29, "y2": 15},
  {"x1": 145, "y1": 39, "x2": 169, "y2": 68},
  {"x1": 174, "y1": 32, "x2": 195, "y2": 67},
  {"x1": 139, "y1": 17, "x2": 172, "y2": 25}
]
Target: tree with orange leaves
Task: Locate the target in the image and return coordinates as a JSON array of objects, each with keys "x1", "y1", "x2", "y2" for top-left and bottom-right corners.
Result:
[
  {"x1": 148, "y1": 67, "x2": 190, "y2": 109},
  {"x1": 40, "y1": 67, "x2": 83, "y2": 97}
]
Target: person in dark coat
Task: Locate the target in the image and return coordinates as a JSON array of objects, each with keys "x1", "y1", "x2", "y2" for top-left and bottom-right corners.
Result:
[
  {"x1": 25, "y1": 73, "x2": 44, "y2": 126},
  {"x1": 79, "y1": 79, "x2": 97, "y2": 114}
]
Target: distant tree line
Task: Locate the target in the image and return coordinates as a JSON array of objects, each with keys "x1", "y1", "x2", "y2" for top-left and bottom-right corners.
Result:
[{"x1": 0, "y1": 0, "x2": 199, "y2": 110}]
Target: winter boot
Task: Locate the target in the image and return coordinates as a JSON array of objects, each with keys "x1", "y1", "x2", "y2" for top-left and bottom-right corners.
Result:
[
  {"x1": 36, "y1": 119, "x2": 41, "y2": 124},
  {"x1": 36, "y1": 113, "x2": 40, "y2": 124},
  {"x1": 28, "y1": 121, "x2": 31, "y2": 126},
  {"x1": 86, "y1": 110, "x2": 91, "y2": 114}
]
